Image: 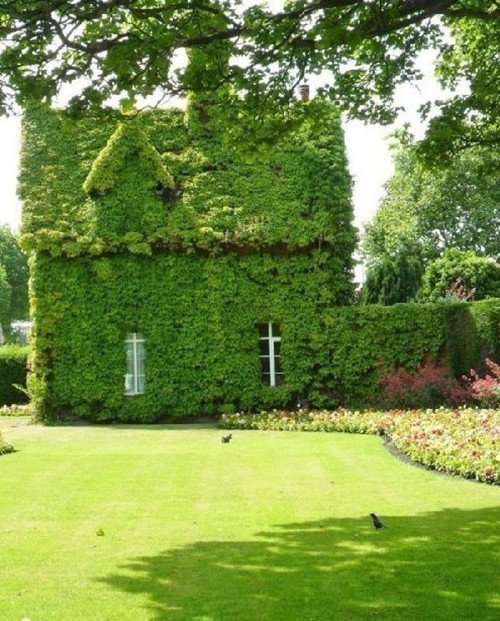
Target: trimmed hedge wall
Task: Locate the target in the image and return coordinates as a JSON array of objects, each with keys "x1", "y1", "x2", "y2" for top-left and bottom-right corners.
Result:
[
  {"x1": 308, "y1": 300, "x2": 500, "y2": 408},
  {"x1": 0, "y1": 345, "x2": 29, "y2": 405}
]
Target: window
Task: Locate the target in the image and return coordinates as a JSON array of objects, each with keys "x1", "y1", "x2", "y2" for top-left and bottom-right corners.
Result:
[
  {"x1": 124, "y1": 333, "x2": 145, "y2": 395},
  {"x1": 258, "y1": 322, "x2": 284, "y2": 386}
]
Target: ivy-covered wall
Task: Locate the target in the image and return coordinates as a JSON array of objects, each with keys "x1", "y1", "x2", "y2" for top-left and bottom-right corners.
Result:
[
  {"x1": 29, "y1": 251, "x2": 341, "y2": 421},
  {"x1": 20, "y1": 100, "x2": 359, "y2": 421},
  {"x1": 26, "y1": 254, "x2": 500, "y2": 419},
  {"x1": 19, "y1": 102, "x2": 500, "y2": 421}
]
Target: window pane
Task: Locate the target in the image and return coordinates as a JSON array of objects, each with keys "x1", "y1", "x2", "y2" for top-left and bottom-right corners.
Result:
[
  {"x1": 124, "y1": 333, "x2": 146, "y2": 395},
  {"x1": 259, "y1": 340, "x2": 270, "y2": 356},
  {"x1": 257, "y1": 323, "x2": 269, "y2": 338},
  {"x1": 137, "y1": 374, "x2": 146, "y2": 394},
  {"x1": 260, "y1": 356, "x2": 270, "y2": 374},
  {"x1": 271, "y1": 323, "x2": 281, "y2": 337},
  {"x1": 126, "y1": 344, "x2": 134, "y2": 375},
  {"x1": 136, "y1": 342, "x2": 146, "y2": 375},
  {"x1": 262, "y1": 372, "x2": 271, "y2": 385},
  {"x1": 274, "y1": 356, "x2": 282, "y2": 374},
  {"x1": 124, "y1": 373, "x2": 134, "y2": 394},
  {"x1": 274, "y1": 341, "x2": 281, "y2": 356},
  {"x1": 275, "y1": 373, "x2": 285, "y2": 386}
]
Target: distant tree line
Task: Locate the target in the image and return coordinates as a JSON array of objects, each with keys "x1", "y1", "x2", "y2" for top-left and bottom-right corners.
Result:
[{"x1": 361, "y1": 137, "x2": 500, "y2": 305}]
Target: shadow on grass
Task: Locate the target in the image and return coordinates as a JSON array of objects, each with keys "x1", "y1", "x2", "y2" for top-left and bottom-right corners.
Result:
[{"x1": 98, "y1": 507, "x2": 500, "y2": 620}]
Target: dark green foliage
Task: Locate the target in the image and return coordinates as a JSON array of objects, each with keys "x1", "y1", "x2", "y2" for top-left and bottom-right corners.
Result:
[
  {"x1": 306, "y1": 300, "x2": 500, "y2": 410},
  {"x1": 444, "y1": 304, "x2": 480, "y2": 377},
  {"x1": 0, "y1": 345, "x2": 29, "y2": 405},
  {"x1": 468, "y1": 300, "x2": 500, "y2": 372},
  {"x1": 0, "y1": 226, "x2": 29, "y2": 325},
  {"x1": 418, "y1": 249, "x2": 500, "y2": 303},
  {"x1": 308, "y1": 304, "x2": 447, "y2": 409},
  {"x1": 0, "y1": 263, "x2": 11, "y2": 329},
  {"x1": 362, "y1": 248, "x2": 425, "y2": 305}
]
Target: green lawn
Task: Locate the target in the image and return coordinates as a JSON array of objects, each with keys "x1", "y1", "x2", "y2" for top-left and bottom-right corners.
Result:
[{"x1": 1, "y1": 419, "x2": 499, "y2": 621}]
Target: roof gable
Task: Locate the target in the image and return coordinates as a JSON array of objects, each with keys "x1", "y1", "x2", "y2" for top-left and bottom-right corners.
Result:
[{"x1": 83, "y1": 120, "x2": 174, "y2": 196}]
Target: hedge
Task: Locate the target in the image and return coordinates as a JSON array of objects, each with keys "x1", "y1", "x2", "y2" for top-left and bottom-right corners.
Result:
[
  {"x1": 307, "y1": 299, "x2": 500, "y2": 409},
  {"x1": 0, "y1": 345, "x2": 29, "y2": 405}
]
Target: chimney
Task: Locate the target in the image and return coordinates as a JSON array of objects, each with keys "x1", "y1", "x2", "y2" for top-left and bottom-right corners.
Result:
[{"x1": 299, "y1": 83, "x2": 310, "y2": 101}]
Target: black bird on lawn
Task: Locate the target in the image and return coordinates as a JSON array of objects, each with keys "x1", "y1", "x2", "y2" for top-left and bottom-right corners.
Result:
[
  {"x1": 370, "y1": 513, "x2": 387, "y2": 530},
  {"x1": 221, "y1": 433, "x2": 232, "y2": 443}
]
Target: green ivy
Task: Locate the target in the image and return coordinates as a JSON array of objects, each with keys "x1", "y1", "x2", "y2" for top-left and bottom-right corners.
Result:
[
  {"x1": 20, "y1": 99, "x2": 361, "y2": 421},
  {"x1": 28, "y1": 252, "x2": 338, "y2": 421},
  {"x1": 19, "y1": 103, "x2": 356, "y2": 259},
  {"x1": 22, "y1": 102, "x2": 500, "y2": 422}
]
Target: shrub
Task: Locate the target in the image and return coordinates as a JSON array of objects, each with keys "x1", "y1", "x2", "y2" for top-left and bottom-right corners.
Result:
[
  {"x1": 0, "y1": 430, "x2": 14, "y2": 455},
  {"x1": 466, "y1": 358, "x2": 500, "y2": 408},
  {"x1": 0, "y1": 345, "x2": 29, "y2": 406},
  {"x1": 376, "y1": 360, "x2": 470, "y2": 409},
  {"x1": 418, "y1": 248, "x2": 500, "y2": 302}
]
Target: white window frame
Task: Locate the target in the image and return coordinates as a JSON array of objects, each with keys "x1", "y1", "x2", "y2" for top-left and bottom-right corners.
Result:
[
  {"x1": 124, "y1": 332, "x2": 145, "y2": 395},
  {"x1": 259, "y1": 322, "x2": 283, "y2": 387}
]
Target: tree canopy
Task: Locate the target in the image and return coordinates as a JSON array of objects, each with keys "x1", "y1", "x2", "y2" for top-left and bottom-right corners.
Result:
[
  {"x1": 361, "y1": 134, "x2": 500, "y2": 305},
  {"x1": 361, "y1": 246, "x2": 424, "y2": 305},
  {"x1": 1, "y1": 1, "x2": 500, "y2": 153},
  {"x1": 0, "y1": 262, "x2": 11, "y2": 331},
  {"x1": 417, "y1": 248, "x2": 500, "y2": 303},
  {"x1": 0, "y1": 225, "x2": 29, "y2": 323},
  {"x1": 363, "y1": 138, "x2": 500, "y2": 266}
]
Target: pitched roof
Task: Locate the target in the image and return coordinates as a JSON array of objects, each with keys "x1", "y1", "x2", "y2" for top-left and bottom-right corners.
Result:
[{"x1": 20, "y1": 105, "x2": 355, "y2": 257}]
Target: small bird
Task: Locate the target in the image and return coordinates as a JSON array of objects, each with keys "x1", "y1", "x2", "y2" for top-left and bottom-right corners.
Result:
[
  {"x1": 370, "y1": 513, "x2": 387, "y2": 530},
  {"x1": 221, "y1": 433, "x2": 232, "y2": 443}
]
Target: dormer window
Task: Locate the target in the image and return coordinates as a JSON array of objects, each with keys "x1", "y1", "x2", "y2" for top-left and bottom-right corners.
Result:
[
  {"x1": 154, "y1": 182, "x2": 177, "y2": 203},
  {"x1": 257, "y1": 322, "x2": 284, "y2": 386}
]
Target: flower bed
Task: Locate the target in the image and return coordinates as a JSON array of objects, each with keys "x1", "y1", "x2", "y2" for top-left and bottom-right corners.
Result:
[
  {"x1": 219, "y1": 407, "x2": 500, "y2": 485},
  {"x1": 0, "y1": 404, "x2": 31, "y2": 417},
  {"x1": 391, "y1": 408, "x2": 500, "y2": 484},
  {"x1": 219, "y1": 408, "x2": 408, "y2": 435}
]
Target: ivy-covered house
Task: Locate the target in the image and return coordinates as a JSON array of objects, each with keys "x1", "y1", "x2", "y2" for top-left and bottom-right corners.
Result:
[{"x1": 19, "y1": 96, "x2": 357, "y2": 422}]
